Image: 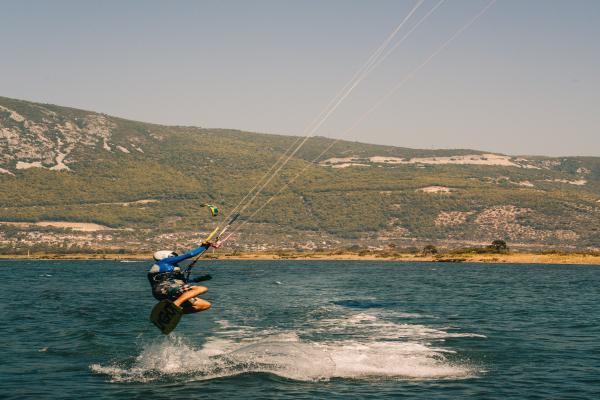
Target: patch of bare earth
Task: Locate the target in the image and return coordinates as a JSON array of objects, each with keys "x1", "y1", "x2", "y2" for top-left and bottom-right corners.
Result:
[
  {"x1": 417, "y1": 186, "x2": 452, "y2": 194},
  {"x1": 320, "y1": 153, "x2": 541, "y2": 169},
  {"x1": 0, "y1": 221, "x2": 112, "y2": 231},
  {"x1": 435, "y1": 211, "x2": 474, "y2": 227},
  {"x1": 96, "y1": 199, "x2": 159, "y2": 207},
  {"x1": 474, "y1": 205, "x2": 579, "y2": 242}
]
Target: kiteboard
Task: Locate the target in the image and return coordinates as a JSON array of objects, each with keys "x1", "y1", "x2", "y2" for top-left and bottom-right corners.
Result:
[{"x1": 150, "y1": 300, "x2": 183, "y2": 334}]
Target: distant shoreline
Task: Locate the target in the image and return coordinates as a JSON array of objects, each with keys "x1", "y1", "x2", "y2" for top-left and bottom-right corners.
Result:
[{"x1": 1, "y1": 252, "x2": 599, "y2": 265}]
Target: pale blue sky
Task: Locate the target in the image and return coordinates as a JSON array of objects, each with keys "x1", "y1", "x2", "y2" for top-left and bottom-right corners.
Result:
[{"x1": 1, "y1": 0, "x2": 598, "y2": 156}]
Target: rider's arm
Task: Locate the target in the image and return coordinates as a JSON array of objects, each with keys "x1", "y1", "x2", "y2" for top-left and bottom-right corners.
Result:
[{"x1": 163, "y1": 243, "x2": 211, "y2": 264}]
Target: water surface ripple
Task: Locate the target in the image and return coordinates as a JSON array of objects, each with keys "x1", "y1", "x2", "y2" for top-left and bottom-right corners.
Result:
[{"x1": 1, "y1": 260, "x2": 599, "y2": 399}]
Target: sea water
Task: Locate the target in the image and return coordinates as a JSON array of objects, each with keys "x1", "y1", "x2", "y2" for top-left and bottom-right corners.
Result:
[{"x1": 1, "y1": 260, "x2": 599, "y2": 399}]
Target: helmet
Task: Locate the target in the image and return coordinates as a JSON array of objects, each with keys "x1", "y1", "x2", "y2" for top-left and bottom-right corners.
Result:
[{"x1": 153, "y1": 250, "x2": 178, "y2": 261}]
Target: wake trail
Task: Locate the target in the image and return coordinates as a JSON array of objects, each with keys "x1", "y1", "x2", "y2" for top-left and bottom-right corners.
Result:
[{"x1": 91, "y1": 308, "x2": 484, "y2": 383}]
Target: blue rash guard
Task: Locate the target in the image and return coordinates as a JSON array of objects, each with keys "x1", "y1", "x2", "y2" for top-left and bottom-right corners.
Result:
[{"x1": 147, "y1": 243, "x2": 211, "y2": 293}]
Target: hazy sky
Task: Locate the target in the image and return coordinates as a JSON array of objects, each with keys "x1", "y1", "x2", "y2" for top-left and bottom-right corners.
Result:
[{"x1": 1, "y1": 0, "x2": 598, "y2": 156}]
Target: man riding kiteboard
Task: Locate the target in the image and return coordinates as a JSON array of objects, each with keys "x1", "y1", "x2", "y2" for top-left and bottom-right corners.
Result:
[
  {"x1": 148, "y1": 205, "x2": 236, "y2": 334},
  {"x1": 148, "y1": 239, "x2": 218, "y2": 334},
  {"x1": 148, "y1": 245, "x2": 213, "y2": 313}
]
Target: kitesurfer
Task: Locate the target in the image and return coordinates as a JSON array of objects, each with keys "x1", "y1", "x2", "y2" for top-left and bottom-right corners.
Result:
[{"x1": 148, "y1": 243, "x2": 214, "y2": 314}]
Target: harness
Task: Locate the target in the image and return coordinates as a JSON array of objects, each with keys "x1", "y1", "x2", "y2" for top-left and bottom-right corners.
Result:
[{"x1": 148, "y1": 269, "x2": 185, "y2": 286}]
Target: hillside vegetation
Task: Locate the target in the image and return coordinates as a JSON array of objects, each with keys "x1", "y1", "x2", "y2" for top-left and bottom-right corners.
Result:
[{"x1": 1, "y1": 96, "x2": 599, "y2": 254}]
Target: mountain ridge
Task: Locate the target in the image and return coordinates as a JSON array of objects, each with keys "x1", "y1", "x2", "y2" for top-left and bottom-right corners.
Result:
[{"x1": 1, "y1": 96, "x2": 599, "y2": 253}]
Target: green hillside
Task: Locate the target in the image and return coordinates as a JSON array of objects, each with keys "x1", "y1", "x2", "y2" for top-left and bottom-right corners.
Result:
[{"x1": 1, "y1": 96, "x2": 599, "y2": 253}]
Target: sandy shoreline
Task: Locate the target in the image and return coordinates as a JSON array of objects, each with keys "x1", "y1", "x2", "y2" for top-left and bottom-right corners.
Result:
[{"x1": 1, "y1": 252, "x2": 599, "y2": 265}]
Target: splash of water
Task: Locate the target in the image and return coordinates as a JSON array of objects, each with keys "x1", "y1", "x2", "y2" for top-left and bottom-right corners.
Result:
[{"x1": 91, "y1": 309, "x2": 482, "y2": 382}]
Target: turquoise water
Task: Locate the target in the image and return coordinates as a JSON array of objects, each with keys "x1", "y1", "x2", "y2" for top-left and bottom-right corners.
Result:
[{"x1": 1, "y1": 260, "x2": 599, "y2": 399}]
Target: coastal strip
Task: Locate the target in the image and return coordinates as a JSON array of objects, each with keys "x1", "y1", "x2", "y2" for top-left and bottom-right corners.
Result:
[{"x1": 1, "y1": 252, "x2": 599, "y2": 265}]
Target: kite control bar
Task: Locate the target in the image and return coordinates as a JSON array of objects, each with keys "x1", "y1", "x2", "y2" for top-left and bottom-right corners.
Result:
[{"x1": 183, "y1": 212, "x2": 240, "y2": 280}]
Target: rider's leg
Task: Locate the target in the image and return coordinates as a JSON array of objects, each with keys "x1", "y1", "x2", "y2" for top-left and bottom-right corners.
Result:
[
  {"x1": 173, "y1": 285, "x2": 208, "y2": 307},
  {"x1": 182, "y1": 298, "x2": 212, "y2": 314}
]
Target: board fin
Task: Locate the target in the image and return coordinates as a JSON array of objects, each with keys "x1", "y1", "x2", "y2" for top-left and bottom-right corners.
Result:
[{"x1": 150, "y1": 300, "x2": 183, "y2": 334}]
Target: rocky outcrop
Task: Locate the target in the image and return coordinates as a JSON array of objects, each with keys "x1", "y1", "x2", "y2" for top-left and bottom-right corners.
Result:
[{"x1": 0, "y1": 101, "x2": 118, "y2": 172}]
